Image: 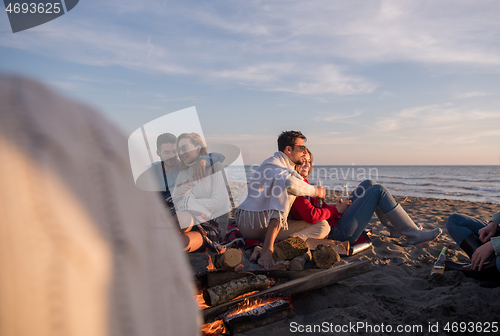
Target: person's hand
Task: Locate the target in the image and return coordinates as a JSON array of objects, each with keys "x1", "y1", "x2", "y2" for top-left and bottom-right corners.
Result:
[
  {"x1": 471, "y1": 241, "x2": 494, "y2": 271},
  {"x1": 192, "y1": 158, "x2": 206, "y2": 182},
  {"x1": 175, "y1": 181, "x2": 193, "y2": 196},
  {"x1": 315, "y1": 186, "x2": 326, "y2": 199},
  {"x1": 479, "y1": 221, "x2": 498, "y2": 243},
  {"x1": 257, "y1": 248, "x2": 275, "y2": 270},
  {"x1": 335, "y1": 199, "x2": 351, "y2": 214}
]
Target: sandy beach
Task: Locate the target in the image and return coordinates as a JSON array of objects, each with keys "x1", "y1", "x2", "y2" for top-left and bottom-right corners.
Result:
[{"x1": 191, "y1": 194, "x2": 500, "y2": 336}]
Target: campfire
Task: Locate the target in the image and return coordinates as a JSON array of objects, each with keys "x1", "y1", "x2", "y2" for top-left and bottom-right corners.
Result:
[
  {"x1": 201, "y1": 295, "x2": 291, "y2": 335},
  {"x1": 197, "y1": 249, "x2": 292, "y2": 335},
  {"x1": 206, "y1": 251, "x2": 216, "y2": 270},
  {"x1": 196, "y1": 246, "x2": 373, "y2": 335}
]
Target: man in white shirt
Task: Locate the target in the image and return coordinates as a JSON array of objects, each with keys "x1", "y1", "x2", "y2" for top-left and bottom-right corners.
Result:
[{"x1": 235, "y1": 130, "x2": 329, "y2": 269}]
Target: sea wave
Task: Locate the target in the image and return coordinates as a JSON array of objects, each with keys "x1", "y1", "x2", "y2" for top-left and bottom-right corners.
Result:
[
  {"x1": 378, "y1": 175, "x2": 500, "y2": 183},
  {"x1": 242, "y1": 165, "x2": 500, "y2": 203}
]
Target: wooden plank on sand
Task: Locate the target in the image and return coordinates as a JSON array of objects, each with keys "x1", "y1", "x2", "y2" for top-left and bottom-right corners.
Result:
[{"x1": 203, "y1": 260, "x2": 372, "y2": 321}]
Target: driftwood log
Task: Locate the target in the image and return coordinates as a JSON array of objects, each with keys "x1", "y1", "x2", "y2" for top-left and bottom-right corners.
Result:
[
  {"x1": 312, "y1": 244, "x2": 340, "y2": 269},
  {"x1": 289, "y1": 251, "x2": 312, "y2": 271},
  {"x1": 274, "y1": 237, "x2": 309, "y2": 260},
  {"x1": 203, "y1": 275, "x2": 269, "y2": 306},
  {"x1": 214, "y1": 248, "x2": 243, "y2": 270}
]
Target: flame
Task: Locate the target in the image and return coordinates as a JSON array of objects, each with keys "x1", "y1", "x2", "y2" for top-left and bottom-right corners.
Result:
[
  {"x1": 200, "y1": 297, "x2": 287, "y2": 335},
  {"x1": 197, "y1": 289, "x2": 263, "y2": 311},
  {"x1": 196, "y1": 293, "x2": 209, "y2": 310},
  {"x1": 232, "y1": 290, "x2": 259, "y2": 301},
  {"x1": 201, "y1": 320, "x2": 226, "y2": 335},
  {"x1": 197, "y1": 268, "x2": 284, "y2": 335},
  {"x1": 206, "y1": 251, "x2": 215, "y2": 270},
  {"x1": 226, "y1": 296, "x2": 285, "y2": 317},
  {"x1": 198, "y1": 275, "x2": 273, "y2": 311}
]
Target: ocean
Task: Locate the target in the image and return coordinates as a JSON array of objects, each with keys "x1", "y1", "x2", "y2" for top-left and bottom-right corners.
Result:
[{"x1": 226, "y1": 165, "x2": 500, "y2": 204}]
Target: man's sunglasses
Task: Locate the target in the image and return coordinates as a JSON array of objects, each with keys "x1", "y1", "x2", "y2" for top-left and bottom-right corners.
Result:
[{"x1": 291, "y1": 145, "x2": 307, "y2": 153}]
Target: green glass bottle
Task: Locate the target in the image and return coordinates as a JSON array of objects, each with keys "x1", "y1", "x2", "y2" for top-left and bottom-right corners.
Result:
[{"x1": 430, "y1": 246, "x2": 448, "y2": 275}]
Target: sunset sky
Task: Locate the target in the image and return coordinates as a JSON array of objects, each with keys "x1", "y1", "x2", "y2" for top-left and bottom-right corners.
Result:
[{"x1": 1, "y1": 0, "x2": 499, "y2": 165}]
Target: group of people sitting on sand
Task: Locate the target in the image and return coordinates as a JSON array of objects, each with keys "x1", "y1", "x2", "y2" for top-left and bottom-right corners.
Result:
[{"x1": 143, "y1": 129, "x2": 500, "y2": 283}]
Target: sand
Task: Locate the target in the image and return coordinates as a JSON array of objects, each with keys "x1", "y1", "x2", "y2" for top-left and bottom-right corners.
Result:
[{"x1": 191, "y1": 195, "x2": 500, "y2": 336}]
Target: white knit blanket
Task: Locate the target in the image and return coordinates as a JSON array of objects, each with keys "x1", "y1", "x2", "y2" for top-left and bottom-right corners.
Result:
[{"x1": 236, "y1": 151, "x2": 305, "y2": 228}]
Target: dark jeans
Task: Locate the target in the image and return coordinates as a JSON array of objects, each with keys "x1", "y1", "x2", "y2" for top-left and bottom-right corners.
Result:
[{"x1": 446, "y1": 213, "x2": 500, "y2": 271}]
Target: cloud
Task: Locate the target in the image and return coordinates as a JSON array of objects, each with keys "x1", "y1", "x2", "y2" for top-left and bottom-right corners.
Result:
[
  {"x1": 455, "y1": 91, "x2": 493, "y2": 99},
  {"x1": 272, "y1": 66, "x2": 377, "y2": 96},
  {"x1": 374, "y1": 104, "x2": 500, "y2": 145},
  {"x1": 2, "y1": 0, "x2": 500, "y2": 96},
  {"x1": 44, "y1": 80, "x2": 79, "y2": 91},
  {"x1": 380, "y1": 91, "x2": 396, "y2": 99},
  {"x1": 152, "y1": 93, "x2": 199, "y2": 102},
  {"x1": 313, "y1": 111, "x2": 363, "y2": 122},
  {"x1": 205, "y1": 133, "x2": 275, "y2": 145},
  {"x1": 70, "y1": 76, "x2": 133, "y2": 85},
  {"x1": 102, "y1": 103, "x2": 162, "y2": 110},
  {"x1": 209, "y1": 64, "x2": 283, "y2": 84},
  {"x1": 147, "y1": 36, "x2": 155, "y2": 60},
  {"x1": 210, "y1": 63, "x2": 377, "y2": 95},
  {"x1": 247, "y1": 1, "x2": 500, "y2": 66}
]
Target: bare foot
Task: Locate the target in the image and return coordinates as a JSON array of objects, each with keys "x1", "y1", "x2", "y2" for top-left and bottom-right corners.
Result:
[
  {"x1": 249, "y1": 246, "x2": 262, "y2": 261},
  {"x1": 257, "y1": 249, "x2": 275, "y2": 270}
]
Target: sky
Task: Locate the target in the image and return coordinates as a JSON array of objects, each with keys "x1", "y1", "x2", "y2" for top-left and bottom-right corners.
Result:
[{"x1": 1, "y1": 0, "x2": 499, "y2": 165}]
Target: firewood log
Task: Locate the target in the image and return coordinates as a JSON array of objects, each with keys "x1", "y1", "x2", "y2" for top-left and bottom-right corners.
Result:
[
  {"x1": 312, "y1": 244, "x2": 340, "y2": 269},
  {"x1": 306, "y1": 238, "x2": 350, "y2": 256},
  {"x1": 213, "y1": 248, "x2": 242, "y2": 270},
  {"x1": 203, "y1": 275, "x2": 269, "y2": 306},
  {"x1": 273, "y1": 237, "x2": 309, "y2": 260},
  {"x1": 272, "y1": 260, "x2": 289, "y2": 271},
  {"x1": 203, "y1": 261, "x2": 373, "y2": 321},
  {"x1": 224, "y1": 299, "x2": 292, "y2": 334},
  {"x1": 289, "y1": 250, "x2": 312, "y2": 271}
]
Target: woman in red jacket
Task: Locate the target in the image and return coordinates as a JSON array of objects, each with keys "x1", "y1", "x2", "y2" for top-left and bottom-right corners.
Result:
[{"x1": 290, "y1": 149, "x2": 441, "y2": 245}]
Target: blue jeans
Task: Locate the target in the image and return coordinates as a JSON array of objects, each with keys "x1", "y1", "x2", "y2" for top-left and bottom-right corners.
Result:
[
  {"x1": 446, "y1": 213, "x2": 500, "y2": 271},
  {"x1": 328, "y1": 180, "x2": 398, "y2": 244}
]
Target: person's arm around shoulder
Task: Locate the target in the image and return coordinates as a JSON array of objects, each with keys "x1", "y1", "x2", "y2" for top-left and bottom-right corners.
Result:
[
  {"x1": 205, "y1": 152, "x2": 225, "y2": 165},
  {"x1": 192, "y1": 153, "x2": 226, "y2": 181}
]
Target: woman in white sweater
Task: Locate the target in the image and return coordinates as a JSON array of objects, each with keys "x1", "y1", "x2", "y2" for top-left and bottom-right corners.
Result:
[{"x1": 173, "y1": 133, "x2": 231, "y2": 252}]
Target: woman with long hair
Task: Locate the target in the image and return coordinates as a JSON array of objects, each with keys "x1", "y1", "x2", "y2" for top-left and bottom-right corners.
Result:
[
  {"x1": 173, "y1": 133, "x2": 231, "y2": 252},
  {"x1": 290, "y1": 149, "x2": 442, "y2": 245}
]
